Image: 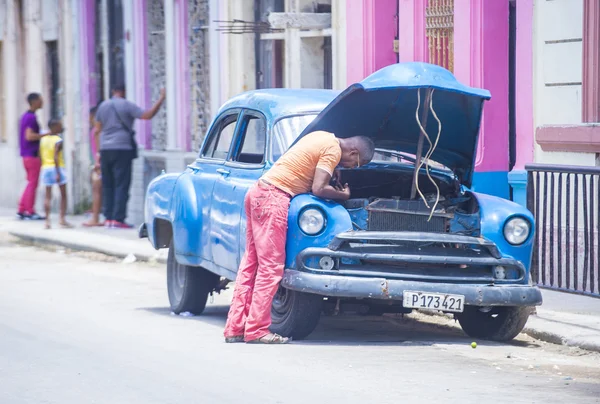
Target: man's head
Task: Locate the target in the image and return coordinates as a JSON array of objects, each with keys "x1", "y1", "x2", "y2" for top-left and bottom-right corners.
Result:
[
  {"x1": 48, "y1": 118, "x2": 63, "y2": 135},
  {"x1": 27, "y1": 93, "x2": 43, "y2": 110},
  {"x1": 338, "y1": 136, "x2": 375, "y2": 169},
  {"x1": 89, "y1": 106, "x2": 98, "y2": 126},
  {"x1": 112, "y1": 83, "x2": 126, "y2": 98}
]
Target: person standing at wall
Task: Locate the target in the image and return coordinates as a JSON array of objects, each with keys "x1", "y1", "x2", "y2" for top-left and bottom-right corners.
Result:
[
  {"x1": 83, "y1": 105, "x2": 104, "y2": 227},
  {"x1": 17, "y1": 93, "x2": 46, "y2": 220},
  {"x1": 93, "y1": 84, "x2": 166, "y2": 229}
]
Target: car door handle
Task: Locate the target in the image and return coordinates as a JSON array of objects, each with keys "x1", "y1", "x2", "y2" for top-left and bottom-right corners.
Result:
[{"x1": 217, "y1": 168, "x2": 230, "y2": 176}]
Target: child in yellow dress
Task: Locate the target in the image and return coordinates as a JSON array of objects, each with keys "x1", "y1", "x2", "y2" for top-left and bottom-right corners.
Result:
[{"x1": 39, "y1": 119, "x2": 72, "y2": 229}]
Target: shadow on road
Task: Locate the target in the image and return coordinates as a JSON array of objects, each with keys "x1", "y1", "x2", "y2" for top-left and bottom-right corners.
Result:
[{"x1": 138, "y1": 304, "x2": 538, "y2": 348}]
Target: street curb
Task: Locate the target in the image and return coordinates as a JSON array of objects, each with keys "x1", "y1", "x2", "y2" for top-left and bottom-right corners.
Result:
[
  {"x1": 523, "y1": 321, "x2": 600, "y2": 354},
  {"x1": 9, "y1": 230, "x2": 167, "y2": 265}
]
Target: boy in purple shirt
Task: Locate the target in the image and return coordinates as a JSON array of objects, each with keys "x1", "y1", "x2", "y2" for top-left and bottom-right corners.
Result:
[{"x1": 18, "y1": 93, "x2": 46, "y2": 220}]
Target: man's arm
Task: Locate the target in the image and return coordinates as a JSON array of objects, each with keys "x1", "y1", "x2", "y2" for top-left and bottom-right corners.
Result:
[
  {"x1": 139, "y1": 88, "x2": 166, "y2": 120},
  {"x1": 312, "y1": 168, "x2": 351, "y2": 201},
  {"x1": 93, "y1": 121, "x2": 102, "y2": 168},
  {"x1": 25, "y1": 127, "x2": 43, "y2": 141}
]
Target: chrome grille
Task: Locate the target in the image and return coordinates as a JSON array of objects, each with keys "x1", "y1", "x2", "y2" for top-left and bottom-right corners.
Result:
[{"x1": 368, "y1": 211, "x2": 447, "y2": 233}]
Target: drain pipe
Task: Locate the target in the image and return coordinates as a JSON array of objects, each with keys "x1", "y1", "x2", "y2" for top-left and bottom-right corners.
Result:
[{"x1": 410, "y1": 88, "x2": 433, "y2": 200}]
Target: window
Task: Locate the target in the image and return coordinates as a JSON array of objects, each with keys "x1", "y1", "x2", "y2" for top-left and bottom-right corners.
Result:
[
  {"x1": 0, "y1": 41, "x2": 4, "y2": 142},
  {"x1": 46, "y1": 40, "x2": 61, "y2": 119},
  {"x1": 253, "y1": 0, "x2": 333, "y2": 89},
  {"x1": 202, "y1": 114, "x2": 238, "y2": 159},
  {"x1": 271, "y1": 114, "x2": 317, "y2": 161},
  {"x1": 255, "y1": 0, "x2": 285, "y2": 89},
  {"x1": 234, "y1": 115, "x2": 267, "y2": 164}
]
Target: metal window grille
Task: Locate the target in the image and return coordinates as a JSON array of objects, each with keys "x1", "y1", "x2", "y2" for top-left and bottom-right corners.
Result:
[
  {"x1": 425, "y1": 0, "x2": 454, "y2": 72},
  {"x1": 107, "y1": 0, "x2": 125, "y2": 90},
  {"x1": 46, "y1": 40, "x2": 62, "y2": 119},
  {"x1": 526, "y1": 164, "x2": 600, "y2": 297},
  {"x1": 0, "y1": 41, "x2": 4, "y2": 142}
]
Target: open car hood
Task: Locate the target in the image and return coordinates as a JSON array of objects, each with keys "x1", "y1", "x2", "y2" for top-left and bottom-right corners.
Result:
[{"x1": 295, "y1": 62, "x2": 491, "y2": 187}]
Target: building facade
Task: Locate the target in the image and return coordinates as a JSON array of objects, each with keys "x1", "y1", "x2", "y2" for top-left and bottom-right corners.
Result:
[
  {"x1": 2, "y1": 0, "x2": 595, "y2": 224},
  {"x1": 0, "y1": 0, "x2": 90, "y2": 215},
  {"x1": 533, "y1": 0, "x2": 600, "y2": 164}
]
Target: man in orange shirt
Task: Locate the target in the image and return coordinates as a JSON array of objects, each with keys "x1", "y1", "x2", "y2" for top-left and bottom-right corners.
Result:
[{"x1": 224, "y1": 130, "x2": 375, "y2": 344}]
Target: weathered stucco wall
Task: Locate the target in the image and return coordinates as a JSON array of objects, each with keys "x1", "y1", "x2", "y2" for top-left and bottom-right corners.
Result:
[{"x1": 533, "y1": 0, "x2": 596, "y2": 166}]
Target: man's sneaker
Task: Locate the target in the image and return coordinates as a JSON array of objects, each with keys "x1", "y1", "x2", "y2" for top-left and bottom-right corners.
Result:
[
  {"x1": 112, "y1": 221, "x2": 134, "y2": 229},
  {"x1": 16, "y1": 212, "x2": 26, "y2": 220},
  {"x1": 104, "y1": 220, "x2": 115, "y2": 229},
  {"x1": 29, "y1": 213, "x2": 45, "y2": 221}
]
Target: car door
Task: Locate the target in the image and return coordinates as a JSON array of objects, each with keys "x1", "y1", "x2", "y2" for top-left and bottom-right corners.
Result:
[
  {"x1": 185, "y1": 109, "x2": 240, "y2": 262},
  {"x1": 210, "y1": 109, "x2": 267, "y2": 272}
]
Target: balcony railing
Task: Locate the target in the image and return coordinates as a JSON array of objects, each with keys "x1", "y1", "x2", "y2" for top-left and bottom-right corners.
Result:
[{"x1": 526, "y1": 163, "x2": 600, "y2": 297}]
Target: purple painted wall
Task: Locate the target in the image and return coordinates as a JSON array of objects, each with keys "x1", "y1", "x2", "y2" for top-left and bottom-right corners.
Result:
[
  {"x1": 133, "y1": 0, "x2": 151, "y2": 149},
  {"x1": 79, "y1": 0, "x2": 97, "y2": 152}
]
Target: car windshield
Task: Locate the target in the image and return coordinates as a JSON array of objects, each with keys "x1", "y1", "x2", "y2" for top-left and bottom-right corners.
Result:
[
  {"x1": 373, "y1": 149, "x2": 452, "y2": 172},
  {"x1": 272, "y1": 114, "x2": 318, "y2": 161}
]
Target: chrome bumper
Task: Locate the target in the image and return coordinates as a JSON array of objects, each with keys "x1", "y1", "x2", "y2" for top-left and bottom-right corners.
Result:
[{"x1": 281, "y1": 269, "x2": 543, "y2": 307}]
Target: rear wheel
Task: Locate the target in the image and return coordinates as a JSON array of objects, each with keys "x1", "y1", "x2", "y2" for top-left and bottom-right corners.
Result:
[
  {"x1": 167, "y1": 241, "x2": 219, "y2": 315},
  {"x1": 270, "y1": 286, "x2": 323, "y2": 340},
  {"x1": 456, "y1": 305, "x2": 532, "y2": 342}
]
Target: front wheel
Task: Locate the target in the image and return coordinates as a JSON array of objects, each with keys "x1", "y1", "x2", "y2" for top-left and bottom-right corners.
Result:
[
  {"x1": 270, "y1": 286, "x2": 323, "y2": 340},
  {"x1": 456, "y1": 305, "x2": 532, "y2": 342},
  {"x1": 167, "y1": 241, "x2": 219, "y2": 315}
]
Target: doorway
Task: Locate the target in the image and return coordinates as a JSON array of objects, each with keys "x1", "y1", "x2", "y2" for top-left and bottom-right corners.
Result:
[{"x1": 508, "y1": 0, "x2": 517, "y2": 199}]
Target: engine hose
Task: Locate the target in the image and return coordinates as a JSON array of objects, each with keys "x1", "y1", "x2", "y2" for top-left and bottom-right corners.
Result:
[
  {"x1": 415, "y1": 89, "x2": 442, "y2": 221},
  {"x1": 414, "y1": 89, "x2": 433, "y2": 208},
  {"x1": 425, "y1": 91, "x2": 442, "y2": 221}
]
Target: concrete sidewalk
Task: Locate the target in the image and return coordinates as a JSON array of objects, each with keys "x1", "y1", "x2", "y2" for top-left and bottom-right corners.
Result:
[
  {"x1": 0, "y1": 211, "x2": 167, "y2": 264},
  {"x1": 2, "y1": 211, "x2": 599, "y2": 353}
]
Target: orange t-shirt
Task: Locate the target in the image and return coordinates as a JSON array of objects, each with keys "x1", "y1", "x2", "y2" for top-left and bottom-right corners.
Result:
[{"x1": 262, "y1": 131, "x2": 341, "y2": 197}]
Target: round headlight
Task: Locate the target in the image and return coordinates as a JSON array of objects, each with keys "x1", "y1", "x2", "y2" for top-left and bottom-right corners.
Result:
[
  {"x1": 299, "y1": 208, "x2": 326, "y2": 235},
  {"x1": 503, "y1": 217, "x2": 531, "y2": 245}
]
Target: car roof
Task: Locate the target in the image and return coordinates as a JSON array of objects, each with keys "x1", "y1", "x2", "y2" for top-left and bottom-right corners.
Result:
[{"x1": 216, "y1": 88, "x2": 340, "y2": 122}]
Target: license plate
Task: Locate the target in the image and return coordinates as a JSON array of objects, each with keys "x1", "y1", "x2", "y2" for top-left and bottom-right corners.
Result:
[{"x1": 403, "y1": 291, "x2": 465, "y2": 313}]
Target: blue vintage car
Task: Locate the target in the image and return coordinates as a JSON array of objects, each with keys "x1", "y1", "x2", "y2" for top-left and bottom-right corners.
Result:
[{"x1": 140, "y1": 62, "x2": 542, "y2": 342}]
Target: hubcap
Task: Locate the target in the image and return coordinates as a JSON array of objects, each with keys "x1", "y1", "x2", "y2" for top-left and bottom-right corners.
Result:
[
  {"x1": 171, "y1": 259, "x2": 185, "y2": 302},
  {"x1": 272, "y1": 286, "x2": 292, "y2": 316}
]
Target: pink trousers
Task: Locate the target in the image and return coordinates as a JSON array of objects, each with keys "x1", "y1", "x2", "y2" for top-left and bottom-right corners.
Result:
[
  {"x1": 224, "y1": 182, "x2": 291, "y2": 341},
  {"x1": 18, "y1": 157, "x2": 41, "y2": 215}
]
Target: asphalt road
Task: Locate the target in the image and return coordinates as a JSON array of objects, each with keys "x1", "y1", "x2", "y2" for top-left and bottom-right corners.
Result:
[{"x1": 1, "y1": 236, "x2": 599, "y2": 404}]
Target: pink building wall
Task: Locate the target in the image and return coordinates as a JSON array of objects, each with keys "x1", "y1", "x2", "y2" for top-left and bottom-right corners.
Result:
[
  {"x1": 344, "y1": 0, "x2": 537, "y2": 200},
  {"x1": 133, "y1": 0, "x2": 151, "y2": 149},
  {"x1": 346, "y1": 0, "x2": 398, "y2": 85},
  {"x1": 454, "y1": 0, "x2": 509, "y2": 173},
  {"x1": 513, "y1": 0, "x2": 534, "y2": 171},
  {"x1": 397, "y1": 0, "x2": 428, "y2": 63},
  {"x1": 132, "y1": 0, "x2": 152, "y2": 149}
]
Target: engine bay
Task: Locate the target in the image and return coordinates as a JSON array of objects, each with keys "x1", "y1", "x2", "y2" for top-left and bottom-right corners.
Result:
[{"x1": 336, "y1": 166, "x2": 480, "y2": 236}]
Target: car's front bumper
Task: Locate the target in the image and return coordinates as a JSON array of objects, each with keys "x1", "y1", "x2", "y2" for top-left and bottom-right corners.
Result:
[{"x1": 281, "y1": 269, "x2": 543, "y2": 307}]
